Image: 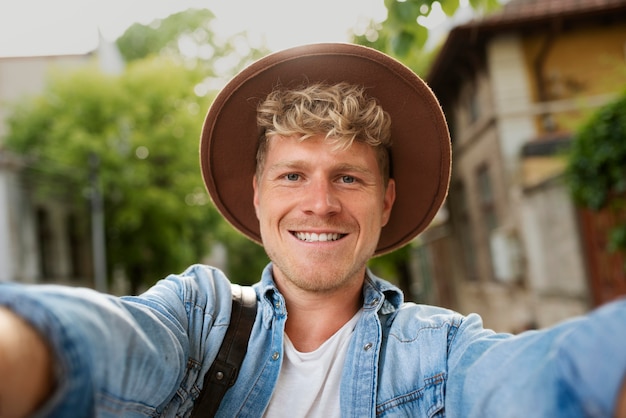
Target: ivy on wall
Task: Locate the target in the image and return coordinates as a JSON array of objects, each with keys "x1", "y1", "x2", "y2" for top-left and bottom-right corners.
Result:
[{"x1": 567, "y1": 90, "x2": 626, "y2": 254}]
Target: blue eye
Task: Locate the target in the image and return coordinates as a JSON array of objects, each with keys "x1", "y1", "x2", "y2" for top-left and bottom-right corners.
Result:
[
  {"x1": 341, "y1": 176, "x2": 355, "y2": 184},
  {"x1": 286, "y1": 173, "x2": 300, "y2": 181}
]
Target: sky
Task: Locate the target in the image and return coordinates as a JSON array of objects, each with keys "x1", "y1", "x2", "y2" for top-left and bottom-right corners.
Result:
[{"x1": 0, "y1": 0, "x2": 400, "y2": 57}]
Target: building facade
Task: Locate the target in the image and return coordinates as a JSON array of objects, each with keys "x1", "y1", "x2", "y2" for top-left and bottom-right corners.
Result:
[{"x1": 419, "y1": 0, "x2": 626, "y2": 331}]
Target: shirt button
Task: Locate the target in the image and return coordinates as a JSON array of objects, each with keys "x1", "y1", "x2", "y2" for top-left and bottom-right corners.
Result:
[
  {"x1": 363, "y1": 342, "x2": 373, "y2": 351},
  {"x1": 371, "y1": 298, "x2": 379, "y2": 306},
  {"x1": 274, "y1": 301, "x2": 282, "y2": 309},
  {"x1": 272, "y1": 351, "x2": 280, "y2": 361}
]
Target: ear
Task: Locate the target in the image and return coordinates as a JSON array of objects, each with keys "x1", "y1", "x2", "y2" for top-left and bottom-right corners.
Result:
[
  {"x1": 381, "y1": 179, "x2": 396, "y2": 227},
  {"x1": 253, "y1": 175, "x2": 261, "y2": 220}
]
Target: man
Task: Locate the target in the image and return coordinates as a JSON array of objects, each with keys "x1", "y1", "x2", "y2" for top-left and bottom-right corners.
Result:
[{"x1": 1, "y1": 43, "x2": 625, "y2": 417}]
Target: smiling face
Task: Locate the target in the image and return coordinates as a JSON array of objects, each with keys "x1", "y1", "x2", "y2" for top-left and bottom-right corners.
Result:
[{"x1": 253, "y1": 134, "x2": 395, "y2": 294}]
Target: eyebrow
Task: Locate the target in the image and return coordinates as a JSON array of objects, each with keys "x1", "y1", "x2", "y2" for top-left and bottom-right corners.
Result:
[{"x1": 267, "y1": 160, "x2": 375, "y2": 176}]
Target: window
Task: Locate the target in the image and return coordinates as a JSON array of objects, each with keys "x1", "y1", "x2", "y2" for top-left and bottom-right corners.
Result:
[
  {"x1": 465, "y1": 82, "x2": 481, "y2": 125},
  {"x1": 476, "y1": 164, "x2": 498, "y2": 234}
]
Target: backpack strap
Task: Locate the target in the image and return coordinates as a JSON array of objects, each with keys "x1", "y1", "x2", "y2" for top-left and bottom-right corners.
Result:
[{"x1": 191, "y1": 284, "x2": 257, "y2": 417}]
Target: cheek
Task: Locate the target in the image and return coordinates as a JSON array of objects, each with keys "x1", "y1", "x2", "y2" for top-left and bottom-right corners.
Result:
[{"x1": 255, "y1": 194, "x2": 282, "y2": 228}]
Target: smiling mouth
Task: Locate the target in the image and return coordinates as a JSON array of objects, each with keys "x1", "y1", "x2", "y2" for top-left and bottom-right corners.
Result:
[{"x1": 293, "y1": 232, "x2": 346, "y2": 242}]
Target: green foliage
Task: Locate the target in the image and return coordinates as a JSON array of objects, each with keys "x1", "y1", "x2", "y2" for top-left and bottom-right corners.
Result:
[
  {"x1": 355, "y1": 0, "x2": 502, "y2": 83},
  {"x1": 354, "y1": 25, "x2": 438, "y2": 77},
  {"x1": 369, "y1": 245, "x2": 410, "y2": 281},
  {"x1": 5, "y1": 58, "x2": 220, "y2": 291},
  {"x1": 371, "y1": 0, "x2": 501, "y2": 57},
  {"x1": 567, "y1": 91, "x2": 626, "y2": 209},
  {"x1": 567, "y1": 90, "x2": 626, "y2": 253},
  {"x1": 5, "y1": 8, "x2": 275, "y2": 291},
  {"x1": 116, "y1": 8, "x2": 269, "y2": 72},
  {"x1": 116, "y1": 9, "x2": 217, "y2": 62},
  {"x1": 219, "y1": 231, "x2": 270, "y2": 286},
  {"x1": 609, "y1": 224, "x2": 626, "y2": 253}
]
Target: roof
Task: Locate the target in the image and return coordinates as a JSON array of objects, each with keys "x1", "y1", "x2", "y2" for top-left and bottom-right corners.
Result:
[
  {"x1": 486, "y1": 0, "x2": 626, "y2": 26},
  {"x1": 427, "y1": 0, "x2": 626, "y2": 96}
]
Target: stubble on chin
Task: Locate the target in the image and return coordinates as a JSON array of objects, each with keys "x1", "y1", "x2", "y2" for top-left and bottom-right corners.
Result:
[{"x1": 267, "y1": 248, "x2": 372, "y2": 295}]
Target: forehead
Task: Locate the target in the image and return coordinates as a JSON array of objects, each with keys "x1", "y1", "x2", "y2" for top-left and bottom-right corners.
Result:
[{"x1": 264, "y1": 135, "x2": 379, "y2": 168}]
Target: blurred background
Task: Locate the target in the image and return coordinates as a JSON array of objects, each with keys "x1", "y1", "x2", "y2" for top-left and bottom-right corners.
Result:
[{"x1": 1, "y1": 0, "x2": 625, "y2": 333}]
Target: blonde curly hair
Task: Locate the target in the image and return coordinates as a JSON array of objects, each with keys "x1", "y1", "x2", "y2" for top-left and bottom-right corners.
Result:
[{"x1": 255, "y1": 82, "x2": 392, "y2": 183}]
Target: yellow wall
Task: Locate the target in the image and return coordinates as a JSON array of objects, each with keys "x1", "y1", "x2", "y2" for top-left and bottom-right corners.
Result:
[{"x1": 522, "y1": 23, "x2": 626, "y2": 132}]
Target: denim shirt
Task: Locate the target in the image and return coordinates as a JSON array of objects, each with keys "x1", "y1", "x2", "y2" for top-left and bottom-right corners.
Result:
[{"x1": 1, "y1": 263, "x2": 625, "y2": 417}]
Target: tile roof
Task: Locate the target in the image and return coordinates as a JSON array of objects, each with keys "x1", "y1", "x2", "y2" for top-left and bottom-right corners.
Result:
[
  {"x1": 477, "y1": 0, "x2": 626, "y2": 27},
  {"x1": 427, "y1": 0, "x2": 626, "y2": 90}
]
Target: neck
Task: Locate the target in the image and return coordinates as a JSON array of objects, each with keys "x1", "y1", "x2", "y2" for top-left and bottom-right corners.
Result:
[{"x1": 275, "y1": 272, "x2": 364, "y2": 353}]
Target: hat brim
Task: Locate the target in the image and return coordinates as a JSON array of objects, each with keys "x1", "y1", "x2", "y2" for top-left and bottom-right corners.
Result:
[{"x1": 200, "y1": 43, "x2": 451, "y2": 256}]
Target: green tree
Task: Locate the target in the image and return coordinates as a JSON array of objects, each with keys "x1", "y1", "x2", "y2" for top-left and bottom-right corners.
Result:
[
  {"x1": 116, "y1": 9, "x2": 218, "y2": 62},
  {"x1": 6, "y1": 8, "x2": 274, "y2": 292},
  {"x1": 5, "y1": 58, "x2": 221, "y2": 293},
  {"x1": 567, "y1": 90, "x2": 626, "y2": 255},
  {"x1": 117, "y1": 8, "x2": 272, "y2": 286},
  {"x1": 116, "y1": 8, "x2": 268, "y2": 73},
  {"x1": 354, "y1": 25, "x2": 439, "y2": 77},
  {"x1": 368, "y1": 0, "x2": 501, "y2": 57}
]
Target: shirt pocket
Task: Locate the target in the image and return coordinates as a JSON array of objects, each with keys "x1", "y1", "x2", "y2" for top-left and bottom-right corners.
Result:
[{"x1": 375, "y1": 372, "x2": 445, "y2": 417}]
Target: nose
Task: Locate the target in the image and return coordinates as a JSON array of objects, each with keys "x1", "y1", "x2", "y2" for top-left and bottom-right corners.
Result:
[{"x1": 301, "y1": 178, "x2": 341, "y2": 216}]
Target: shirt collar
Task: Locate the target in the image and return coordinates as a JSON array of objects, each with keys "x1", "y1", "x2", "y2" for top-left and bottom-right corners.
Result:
[{"x1": 256, "y1": 262, "x2": 404, "y2": 317}]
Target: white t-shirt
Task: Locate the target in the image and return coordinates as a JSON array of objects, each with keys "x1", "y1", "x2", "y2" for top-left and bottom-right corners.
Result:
[{"x1": 263, "y1": 309, "x2": 363, "y2": 417}]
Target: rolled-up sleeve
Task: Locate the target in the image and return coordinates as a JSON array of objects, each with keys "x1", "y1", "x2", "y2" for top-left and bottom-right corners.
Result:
[
  {"x1": 0, "y1": 264, "x2": 234, "y2": 417},
  {"x1": 445, "y1": 298, "x2": 626, "y2": 417}
]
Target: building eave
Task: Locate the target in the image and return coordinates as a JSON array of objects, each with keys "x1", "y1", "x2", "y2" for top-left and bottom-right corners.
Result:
[{"x1": 426, "y1": 0, "x2": 626, "y2": 101}]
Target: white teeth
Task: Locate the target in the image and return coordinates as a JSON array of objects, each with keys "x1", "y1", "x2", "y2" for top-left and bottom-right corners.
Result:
[{"x1": 295, "y1": 232, "x2": 343, "y2": 242}]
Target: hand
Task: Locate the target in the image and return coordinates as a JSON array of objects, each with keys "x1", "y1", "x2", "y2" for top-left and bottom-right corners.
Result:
[{"x1": 0, "y1": 307, "x2": 54, "y2": 418}]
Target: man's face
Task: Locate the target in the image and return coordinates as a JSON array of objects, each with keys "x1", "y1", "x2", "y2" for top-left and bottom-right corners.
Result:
[{"x1": 253, "y1": 134, "x2": 395, "y2": 294}]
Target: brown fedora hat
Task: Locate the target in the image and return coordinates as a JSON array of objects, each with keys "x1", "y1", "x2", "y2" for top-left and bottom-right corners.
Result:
[{"x1": 200, "y1": 43, "x2": 451, "y2": 255}]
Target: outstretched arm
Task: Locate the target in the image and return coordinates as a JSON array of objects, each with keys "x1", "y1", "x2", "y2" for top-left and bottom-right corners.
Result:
[
  {"x1": 446, "y1": 299, "x2": 626, "y2": 417},
  {"x1": 0, "y1": 265, "x2": 236, "y2": 416},
  {"x1": 0, "y1": 307, "x2": 54, "y2": 418}
]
